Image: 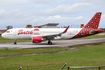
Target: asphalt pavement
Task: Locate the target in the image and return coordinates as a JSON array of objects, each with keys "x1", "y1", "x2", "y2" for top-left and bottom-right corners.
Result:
[{"x1": 0, "y1": 38, "x2": 105, "y2": 49}]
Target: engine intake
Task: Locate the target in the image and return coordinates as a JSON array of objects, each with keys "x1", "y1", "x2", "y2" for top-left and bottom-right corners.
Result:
[{"x1": 32, "y1": 37, "x2": 42, "y2": 43}]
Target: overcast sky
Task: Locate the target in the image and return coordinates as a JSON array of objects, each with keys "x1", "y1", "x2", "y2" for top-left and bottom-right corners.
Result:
[{"x1": 0, "y1": 0, "x2": 105, "y2": 29}]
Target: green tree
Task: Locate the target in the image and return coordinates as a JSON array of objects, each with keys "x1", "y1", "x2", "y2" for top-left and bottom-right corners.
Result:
[{"x1": 6, "y1": 25, "x2": 13, "y2": 30}]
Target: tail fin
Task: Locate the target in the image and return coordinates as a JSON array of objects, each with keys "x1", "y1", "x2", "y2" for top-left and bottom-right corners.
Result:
[
  {"x1": 83, "y1": 12, "x2": 102, "y2": 29},
  {"x1": 72, "y1": 12, "x2": 103, "y2": 39}
]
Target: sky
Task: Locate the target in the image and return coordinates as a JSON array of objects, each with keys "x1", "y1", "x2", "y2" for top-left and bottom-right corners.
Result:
[{"x1": 0, "y1": 0, "x2": 105, "y2": 29}]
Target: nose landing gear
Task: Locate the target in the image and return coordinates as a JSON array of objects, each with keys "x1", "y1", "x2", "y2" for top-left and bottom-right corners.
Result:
[{"x1": 14, "y1": 39, "x2": 17, "y2": 44}]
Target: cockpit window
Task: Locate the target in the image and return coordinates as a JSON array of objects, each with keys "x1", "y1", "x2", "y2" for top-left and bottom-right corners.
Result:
[{"x1": 6, "y1": 31, "x2": 10, "y2": 33}]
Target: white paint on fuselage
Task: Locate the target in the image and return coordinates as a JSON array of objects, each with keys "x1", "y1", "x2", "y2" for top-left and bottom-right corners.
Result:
[{"x1": 2, "y1": 28, "x2": 82, "y2": 40}]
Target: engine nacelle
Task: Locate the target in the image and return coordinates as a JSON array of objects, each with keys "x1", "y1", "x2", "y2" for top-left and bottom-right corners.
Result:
[{"x1": 32, "y1": 37, "x2": 43, "y2": 43}]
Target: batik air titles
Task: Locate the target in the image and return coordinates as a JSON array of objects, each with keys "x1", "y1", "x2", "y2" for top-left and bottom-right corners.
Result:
[{"x1": 1, "y1": 12, "x2": 104, "y2": 45}]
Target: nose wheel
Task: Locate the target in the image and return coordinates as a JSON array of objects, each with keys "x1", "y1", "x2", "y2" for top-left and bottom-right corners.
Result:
[
  {"x1": 48, "y1": 40, "x2": 52, "y2": 45},
  {"x1": 14, "y1": 39, "x2": 17, "y2": 44}
]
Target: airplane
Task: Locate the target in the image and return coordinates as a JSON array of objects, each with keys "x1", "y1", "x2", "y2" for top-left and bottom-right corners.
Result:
[{"x1": 1, "y1": 12, "x2": 104, "y2": 45}]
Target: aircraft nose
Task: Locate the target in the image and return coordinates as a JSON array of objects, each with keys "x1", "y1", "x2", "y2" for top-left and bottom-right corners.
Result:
[
  {"x1": 1, "y1": 33, "x2": 5, "y2": 38},
  {"x1": 1, "y1": 34, "x2": 3, "y2": 37}
]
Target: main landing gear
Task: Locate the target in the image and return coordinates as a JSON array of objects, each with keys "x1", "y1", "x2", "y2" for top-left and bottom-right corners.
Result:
[
  {"x1": 48, "y1": 40, "x2": 52, "y2": 45},
  {"x1": 14, "y1": 39, "x2": 17, "y2": 44}
]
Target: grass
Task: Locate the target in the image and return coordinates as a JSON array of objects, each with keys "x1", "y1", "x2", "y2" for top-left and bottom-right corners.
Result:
[
  {"x1": 0, "y1": 43, "x2": 105, "y2": 70},
  {"x1": 0, "y1": 35, "x2": 105, "y2": 43},
  {"x1": 0, "y1": 48, "x2": 69, "y2": 57},
  {"x1": 0, "y1": 37, "x2": 31, "y2": 43}
]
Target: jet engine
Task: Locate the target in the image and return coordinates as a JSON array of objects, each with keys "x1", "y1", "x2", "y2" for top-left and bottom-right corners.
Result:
[{"x1": 32, "y1": 37, "x2": 46, "y2": 43}]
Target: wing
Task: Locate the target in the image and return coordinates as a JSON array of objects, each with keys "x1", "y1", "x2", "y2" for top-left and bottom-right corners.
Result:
[{"x1": 42, "y1": 26, "x2": 69, "y2": 40}]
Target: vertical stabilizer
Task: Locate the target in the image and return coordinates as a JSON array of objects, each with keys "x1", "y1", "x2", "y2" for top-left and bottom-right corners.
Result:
[
  {"x1": 72, "y1": 12, "x2": 103, "y2": 39},
  {"x1": 83, "y1": 12, "x2": 102, "y2": 29}
]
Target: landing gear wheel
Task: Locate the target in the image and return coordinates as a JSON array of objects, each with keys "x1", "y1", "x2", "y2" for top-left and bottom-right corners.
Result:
[
  {"x1": 14, "y1": 42, "x2": 17, "y2": 44},
  {"x1": 48, "y1": 40, "x2": 52, "y2": 45},
  {"x1": 14, "y1": 39, "x2": 17, "y2": 44}
]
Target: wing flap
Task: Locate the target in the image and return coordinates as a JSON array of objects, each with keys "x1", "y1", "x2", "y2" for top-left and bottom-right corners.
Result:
[{"x1": 42, "y1": 26, "x2": 69, "y2": 40}]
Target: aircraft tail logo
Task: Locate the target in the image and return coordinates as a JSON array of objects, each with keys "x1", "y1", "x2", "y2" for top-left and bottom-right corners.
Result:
[
  {"x1": 83, "y1": 12, "x2": 102, "y2": 29},
  {"x1": 72, "y1": 12, "x2": 103, "y2": 39}
]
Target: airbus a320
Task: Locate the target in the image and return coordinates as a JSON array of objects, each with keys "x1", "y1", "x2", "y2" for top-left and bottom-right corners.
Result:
[{"x1": 1, "y1": 12, "x2": 103, "y2": 45}]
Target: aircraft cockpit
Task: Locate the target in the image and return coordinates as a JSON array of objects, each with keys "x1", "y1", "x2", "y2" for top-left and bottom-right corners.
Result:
[
  {"x1": 5, "y1": 30, "x2": 11, "y2": 33},
  {"x1": 1, "y1": 29, "x2": 14, "y2": 39}
]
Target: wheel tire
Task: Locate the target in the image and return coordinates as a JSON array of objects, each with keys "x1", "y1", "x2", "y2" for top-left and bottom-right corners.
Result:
[
  {"x1": 48, "y1": 41, "x2": 52, "y2": 45},
  {"x1": 14, "y1": 42, "x2": 17, "y2": 44}
]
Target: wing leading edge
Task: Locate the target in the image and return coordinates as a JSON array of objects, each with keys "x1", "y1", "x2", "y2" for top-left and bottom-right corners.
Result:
[{"x1": 41, "y1": 26, "x2": 69, "y2": 40}]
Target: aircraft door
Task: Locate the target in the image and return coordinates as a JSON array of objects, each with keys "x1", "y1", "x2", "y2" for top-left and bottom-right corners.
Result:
[
  {"x1": 13, "y1": 30, "x2": 17, "y2": 36},
  {"x1": 12, "y1": 30, "x2": 20, "y2": 39}
]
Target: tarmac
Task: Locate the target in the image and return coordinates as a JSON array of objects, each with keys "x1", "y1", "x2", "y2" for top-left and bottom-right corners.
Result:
[{"x1": 0, "y1": 38, "x2": 105, "y2": 49}]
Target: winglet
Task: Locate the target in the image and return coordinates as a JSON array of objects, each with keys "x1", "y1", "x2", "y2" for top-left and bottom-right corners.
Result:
[{"x1": 64, "y1": 26, "x2": 69, "y2": 33}]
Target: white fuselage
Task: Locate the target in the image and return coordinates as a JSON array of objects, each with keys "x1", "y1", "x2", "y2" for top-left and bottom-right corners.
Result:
[
  {"x1": 2, "y1": 28, "x2": 82, "y2": 40},
  {"x1": 1, "y1": 12, "x2": 103, "y2": 44}
]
